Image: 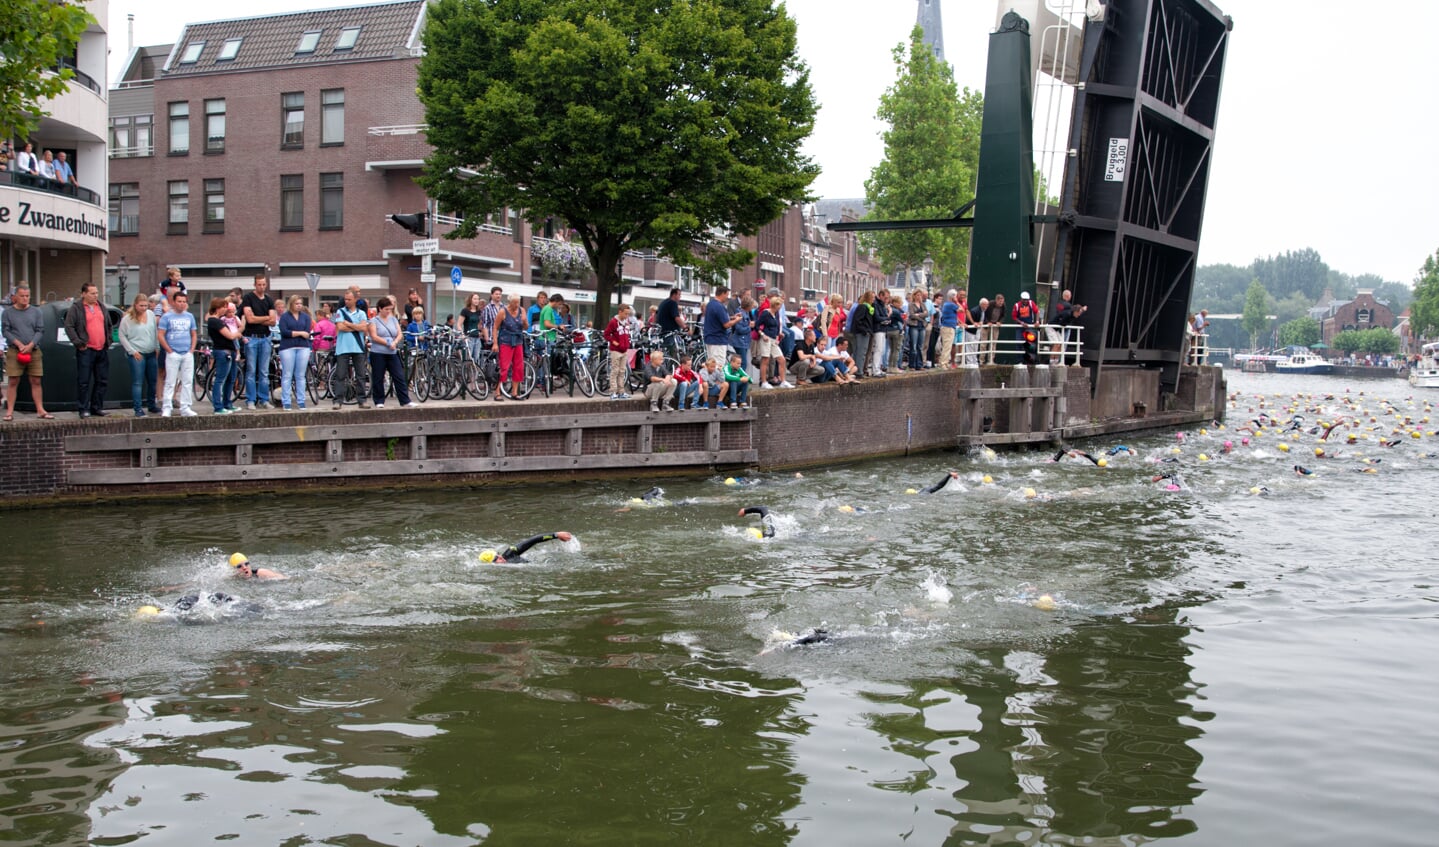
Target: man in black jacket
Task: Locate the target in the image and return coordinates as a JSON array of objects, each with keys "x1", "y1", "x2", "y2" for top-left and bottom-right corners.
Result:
[{"x1": 63, "y1": 282, "x2": 113, "y2": 417}]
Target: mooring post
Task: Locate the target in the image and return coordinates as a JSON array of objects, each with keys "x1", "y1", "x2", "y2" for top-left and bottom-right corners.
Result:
[
  {"x1": 1008, "y1": 365, "x2": 1032, "y2": 438},
  {"x1": 1032, "y1": 365, "x2": 1052, "y2": 437},
  {"x1": 960, "y1": 367, "x2": 983, "y2": 441},
  {"x1": 1052, "y1": 365, "x2": 1068, "y2": 430}
]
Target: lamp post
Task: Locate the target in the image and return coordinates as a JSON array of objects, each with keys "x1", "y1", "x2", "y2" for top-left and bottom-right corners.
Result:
[
  {"x1": 118, "y1": 256, "x2": 128, "y2": 306},
  {"x1": 921, "y1": 256, "x2": 934, "y2": 292}
]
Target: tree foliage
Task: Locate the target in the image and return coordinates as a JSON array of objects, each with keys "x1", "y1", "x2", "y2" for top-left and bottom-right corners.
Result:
[
  {"x1": 1410, "y1": 249, "x2": 1439, "y2": 342},
  {"x1": 0, "y1": 0, "x2": 94, "y2": 140},
  {"x1": 416, "y1": 0, "x2": 818, "y2": 326},
  {"x1": 862, "y1": 26, "x2": 981, "y2": 286},
  {"x1": 1278, "y1": 316, "x2": 1320, "y2": 349},
  {"x1": 1193, "y1": 250, "x2": 1413, "y2": 320},
  {"x1": 1241, "y1": 279, "x2": 1270, "y2": 350},
  {"x1": 1332, "y1": 328, "x2": 1399, "y2": 356}
]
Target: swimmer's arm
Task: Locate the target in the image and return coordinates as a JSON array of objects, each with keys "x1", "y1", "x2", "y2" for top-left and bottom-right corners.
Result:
[
  {"x1": 920, "y1": 473, "x2": 955, "y2": 494},
  {"x1": 509, "y1": 532, "x2": 574, "y2": 556}
]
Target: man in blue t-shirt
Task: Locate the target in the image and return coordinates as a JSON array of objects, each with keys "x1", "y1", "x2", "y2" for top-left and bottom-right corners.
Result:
[
  {"x1": 702, "y1": 285, "x2": 741, "y2": 367},
  {"x1": 331, "y1": 288, "x2": 371, "y2": 409},
  {"x1": 156, "y1": 292, "x2": 199, "y2": 416}
]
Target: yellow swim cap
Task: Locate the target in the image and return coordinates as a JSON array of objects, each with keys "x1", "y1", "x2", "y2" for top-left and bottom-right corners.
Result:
[
  {"x1": 1198, "y1": 454, "x2": 1209, "y2": 461},
  {"x1": 1023, "y1": 487, "x2": 1037, "y2": 499},
  {"x1": 1033, "y1": 594, "x2": 1057, "y2": 611},
  {"x1": 229, "y1": 552, "x2": 249, "y2": 567},
  {"x1": 1278, "y1": 443, "x2": 1290, "y2": 452},
  {"x1": 1314, "y1": 447, "x2": 1324, "y2": 456},
  {"x1": 749, "y1": 527, "x2": 764, "y2": 539},
  {"x1": 478, "y1": 549, "x2": 497, "y2": 563},
  {"x1": 838, "y1": 505, "x2": 855, "y2": 513},
  {"x1": 724, "y1": 477, "x2": 737, "y2": 486},
  {"x1": 982, "y1": 475, "x2": 993, "y2": 484},
  {"x1": 136, "y1": 605, "x2": 161, "y2": 618},
  {"x1": 1097, "y1": 458, "x2": 1108, "y2": 468},
  {"x1": 905, "y1": 488, "x2": 918, "y2": 495}
]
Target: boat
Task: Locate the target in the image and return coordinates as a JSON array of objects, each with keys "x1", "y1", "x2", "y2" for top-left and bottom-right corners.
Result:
[
  {"x1": 1275, "y1": 349, "x2": 1334, "y2": 375},
  {"x1": 1410, "y1": 342, "x2": 1439, "y2": 388}
]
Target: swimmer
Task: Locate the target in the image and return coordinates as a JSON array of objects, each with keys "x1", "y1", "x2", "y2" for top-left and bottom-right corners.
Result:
[
  {"x1": 738, "y1": 506, "x2": 777, "y2": 538},
  {"x1": 1249, "y1": 485, "x2": 1271, "y2": 496},
  {"x1": 136, "y1": 592, "x2": 265, "y2": 621},
  {"x1": 478, "y1": 531, "x2": 575, "y2": 564},
  {"x1": 761, "y1": 627, "x2": 831, "y2": 653},
  {"x1": 920, "y1": 471, "x2": 961, "y2": 494},
  {"x1": 1318, "y1": 419, "x2": 1346, "y2": 440},
  {"x1": 1151, "y1": 471, "x2": 1184, "y2": 491},
  {"x1": 229, "y1": 553, "x2": 288, "y2": 580},
  {"x1": 1106, "y1": 445, "x2": 1134, "y2": 456},
  {"x1": 639, "y1": 486, "x2": 665, "y2": 502},
  {"x1": 1293, "y1": 465, "x2": 1314, "y2": 476}
]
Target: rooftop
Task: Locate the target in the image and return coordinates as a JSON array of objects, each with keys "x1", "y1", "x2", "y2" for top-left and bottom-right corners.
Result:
[{"x1": 163, "y1": 0, "x2": 425, "y2": 76}]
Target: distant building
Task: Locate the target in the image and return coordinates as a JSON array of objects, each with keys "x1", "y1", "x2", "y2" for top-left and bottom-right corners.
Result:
[
  {"x1": 2, "y1": 12, "x2": 110, "y2": 300},
  {"x1": 1316, "y1": 289, "x2": 1396, "y2": 346}
]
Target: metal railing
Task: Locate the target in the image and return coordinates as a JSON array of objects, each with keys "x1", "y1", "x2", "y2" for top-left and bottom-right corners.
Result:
[
  {"x1": 925, "y1": 322, "x2": 1085, "y2": 367},
  {"x1": 51, "y1": 60, "x2": 104, "y2": 96},
  {"x1": 1186, "y1": 332, "x2": 1209, "y2": 366},
  {"x1": 367, "y1": 124, "x2": 427, "y2": 136},
  {"x1": 109, "y1": 145, "x2": 154, "y2": 159},
  {"x1": 1, "y1": 170, "x2": 103, "y2": 208}
]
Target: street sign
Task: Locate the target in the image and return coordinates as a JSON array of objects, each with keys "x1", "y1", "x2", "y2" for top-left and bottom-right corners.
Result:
[
  {"x1": 304, "y1": 272, "x2": 321, "y2": 294},
  {"x1": 450, "y1": 266, "x2": 463, "y2": 287},
  {"x1": 421, "y1": 254, "x2": 433, "y2": 273},
  {"x1": 412, "y1": 238, "x2": 439, "y2": 255},
  {"x1": 420, "y1": 272, "x2": 436, "y2": 284}
]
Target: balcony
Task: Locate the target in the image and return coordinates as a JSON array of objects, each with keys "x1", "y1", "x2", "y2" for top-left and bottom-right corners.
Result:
[
  {"x1": 1, "y1": 175, "x2": 109, "y2": 251},
  {"x1": 3, "y1": 170, "x2": 102, "y2": 207},
  {"x1": 364, "y1": 124, "x2": 429, "y2": 172}
]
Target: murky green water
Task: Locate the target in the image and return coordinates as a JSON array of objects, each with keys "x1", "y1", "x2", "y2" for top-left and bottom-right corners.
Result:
[{"x1": 3, "y1": 372, "x2": 1437, "y2": 846}]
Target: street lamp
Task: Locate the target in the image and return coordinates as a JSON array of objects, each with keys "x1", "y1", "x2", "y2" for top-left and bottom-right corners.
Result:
[
  {"x1": 118, "y1": 256, "x2": 128, "y2": 306},
  {"x1": 921, "y1": 256, "x2": 934, "y2": 290}
]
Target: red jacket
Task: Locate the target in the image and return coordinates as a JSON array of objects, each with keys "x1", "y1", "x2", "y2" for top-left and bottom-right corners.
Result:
[
  {"x1": 1013, "y1": 299, "x2": 1039, "y2": 325},
  {"x1": 603, "y1": 317, "x2": 631, "y2": 353}
]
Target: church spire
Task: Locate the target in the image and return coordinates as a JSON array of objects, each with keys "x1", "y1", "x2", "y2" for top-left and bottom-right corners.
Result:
[{"x1": 916, "y1": 0, "x2": 946, "y2": 65}]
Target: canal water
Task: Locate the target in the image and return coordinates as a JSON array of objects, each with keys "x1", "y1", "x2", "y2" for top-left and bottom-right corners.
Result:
[{"x1": 2, "y1": 372, "x2": 1436, "y2": 846}]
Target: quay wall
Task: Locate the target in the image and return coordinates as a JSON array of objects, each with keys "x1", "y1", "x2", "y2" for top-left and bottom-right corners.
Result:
[{"x1": 0, "y1": 366, "x2": 1225, "y2": 507}]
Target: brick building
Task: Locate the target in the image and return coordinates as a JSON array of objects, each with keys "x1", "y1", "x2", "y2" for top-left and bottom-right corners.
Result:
[
  {"x1": 1314, "y1": 289, "x2": 1396, "y2": 346},
  {"x1": 106, "y1": 0, "x2": 882, "y2": 323}
]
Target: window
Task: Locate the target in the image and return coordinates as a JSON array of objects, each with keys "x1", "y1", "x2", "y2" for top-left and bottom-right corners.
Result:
[
  {"x1": 281, "y1": 92, "x2": 304, "y2": 147},
  {"x1": 168, "y1": 181, "x2": 189, "y2": 234},
  {"x1": 320, "y1": 89, "x2": 344, "y2": 145},
  {"x1": 204, "y1": 99, "x2": 226, "y2": 153},
  {"x1": 334, "y1": 26, "x2": 361, "y2": 51},
  {"x1": 109, "y1": 115, "x2": 151, "y2": 157},
  {"x1": 109, "y1": 183, "x2": 139, "y2": 235},
  {"x1": 180, "y1": 41, "x2": 205, "y2": 64},
  {"x1": 319, "y1": 173, "x2": 343, "y2": 229},
  {"x1": 204, "y1": 179, "x2": 225, "y2": 233},
  {"x1": 217, "y1": 38, "x2": 242, "y2": 62},
  {"x1": 296, "y1": 31, "x2": 322, "y2": 54},
  {"x1": 280, "y1": 175, "x2": 303, "y2": 230},
  {"x1": 168, "y1": 102, "x2": 189, "y2": 155}
]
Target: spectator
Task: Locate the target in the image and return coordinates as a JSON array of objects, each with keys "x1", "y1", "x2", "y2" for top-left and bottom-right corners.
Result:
[
  {"x1": 119, "y1": 293, "x2": 160, "y2": 417},
  {"x1": 539, "y1": 293, "x2": 564, "y2": 343},
  {"x1": 731, "y1": 295, "x2": 755, "y2": 380},
  {"x1": 983, "y1": 294, "x2": 1006, "y2": 364},
  {"x1": 331, "y1": 288, "x2": 370, "y2": 409},
  {"x1": 13, "y1": 142, "x2": 38, "y2": 176},
  {"x1": 277, "y1": 295, "x2": 313, "y2": 411},
  {"x1": 459, "y1": 292, "x2": 485, "y2": 362},
  {"x1": 156, "y1": 291, "x2": 199, "y2": 417},
  {"x1": 367, "y1": 297, "x2": 413, "y2": 408},
  {"x1": 643, "y1": 349, "x2": 677, "y2": 412},
  {"x1": 926, "y1": 291, "x2": 944, "y2": 367},
  {"x1": 816, "y1": 337, "x2": 856, "y2": 384},
  {"x1": 1191, "y1": 309, "x2": 1209, "y2": 335},
  {"x1": 656, "y1": 287, "x2": 686, "y2": 357},
  {"x1": 788, "y1": 326, "x2": 825, "y2": 384},
  {"x1": 527, "y1": 291, "x2": 548, "y2": 328},
  {"x1": 405, "y1": 307, "x2": 431, "y2": 352},
  {"x1": 882, "y1": 290, "x2": 905, "y2": 373},
  {"x1": 603, "y1": 303, "x2": 634, "y2": 400},
  {"x1": 37, "y1": 151, "x2": 57, "y2": 181},
  {"x1": 755, "y1": 296, "x2": 787, "y2": 388},
  {"x1": 1048, "y1": 288, "x2": 1086, "y2": 365},
  {"x1": 673, "y1": 353, "x2": 700, "y2": 410},
  {"x1": 1012, "y1": 290, "x2": 1040, "y2": 349},
  {"x1": 722, "y1": 352, "x2": 751, "y2": 408},
  {"x1": 2, "y1": 283, "x2": 52, "y2": 420},
  {"x1": 206, "y1": 297, "x2": 241, "y2": 415},
  {"x1": 959, "y1": 289, "x2": 980, "y2": 366},
  {"x1": 938, "y1": 290, "x2": 960, "y2": 368},
  {"x1": 702, "y1": 286, "x2": 740, "y2": 365},
  {"x1": 850, "y1": 290, "x2": 876, "y2": 379},
  {"x1": 241, "y1": 273, "x2": 277, "y2": 410},
  {"x1": 53, "y1": 151, "x2": 77, "y2": 190},
  {"x1": 493, "y1": 293, "x2": 528, "y2": 401},
  {"x1": 480, "y1": 286, "x2": 504, "y2": 350},
  {"x1": 312, "y1": 304, "x2": 336, "y2": 353},
  {"x1": 903, "y1": 289, "x2": 929, "y2": 370},
  {"x1": 63, "y1": 282, "x2": 113, "y2": 418},
  {"x1": 402, "y1": 288, "x2": 424, "y2": 323},
  {"x1": 820, "y1": 294, "x2": 845, "y2": 350},
  {"x1": 698, "y1": 357, "x2": 728, "y2": 409}
]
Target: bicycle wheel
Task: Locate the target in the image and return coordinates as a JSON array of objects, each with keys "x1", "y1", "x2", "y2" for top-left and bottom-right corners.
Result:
[
  {"x1": 572, "y1": 354, "x2": 595, "y2": 397},
  {"x1": 462, "y1": 360, "x2": 488, "y2": 400},
  {"x1": 410, "y1": 357, "x2": 430, "y2": 403},
  {"x1": 195, "y1": 358, "x2": 212, "y2": 401},
  {"x1": 307, "y1": 357, "x2": 326, "y2": 405}
]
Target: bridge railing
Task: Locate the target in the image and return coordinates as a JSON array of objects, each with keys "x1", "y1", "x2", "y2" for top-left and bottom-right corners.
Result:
[{"x1": 939, "y1": 322, "x2": 1084, "y2": 366}]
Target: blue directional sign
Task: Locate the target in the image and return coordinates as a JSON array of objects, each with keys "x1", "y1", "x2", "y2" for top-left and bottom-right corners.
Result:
[{"x1": 450, "y1": 266, "x2": 463, "y2": 287}]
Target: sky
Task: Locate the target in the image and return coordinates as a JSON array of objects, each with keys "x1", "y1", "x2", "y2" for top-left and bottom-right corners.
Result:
[{"x1": 107, "y1": 0, "x2": 1439, "y2": 285}]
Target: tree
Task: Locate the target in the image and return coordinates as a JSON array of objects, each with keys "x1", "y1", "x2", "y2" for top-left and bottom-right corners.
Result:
[
  {"x1": 416, "y1": 0, "x2": 818, "y2": 327},
  {"x1": 1251, "y1": 248, "x2": 1329, "y2": 302},
  {"x1": 0, "y1": 0, "x2": 94, "y2": 140},
  {"x1": 1410, "y1": 249, "x2": 1439, "y2": 342},
  {"x1": 1331, "y1": 330, "x2": 1362, "y2": 355},
  {"x1": 862, "y1": 26, "x2": 980, "y2": 286},
  {"x1": 1241, "y1": 279, "x2": 1270, "y2": 351},
  {"x1": 1278, "y1": 316, "x2": 1320, "y2": 348},
  {"x1": 1358, "y1": 327, "x2": 1399, "y2": 356}
]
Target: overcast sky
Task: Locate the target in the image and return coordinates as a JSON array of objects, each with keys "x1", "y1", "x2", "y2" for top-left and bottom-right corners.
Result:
[{"x1": 108, "y1": 0, "x2": 1439, "y2": 284}]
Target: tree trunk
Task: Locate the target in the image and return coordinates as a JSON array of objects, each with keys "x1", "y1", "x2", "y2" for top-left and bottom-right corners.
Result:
[{"x1": 591, "y1": 239, "x2": 626, "y2": 330}]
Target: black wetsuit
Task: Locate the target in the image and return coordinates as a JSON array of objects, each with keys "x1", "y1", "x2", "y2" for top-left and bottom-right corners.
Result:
[
  {"x1": 739, "y1": 506, "x2": 776, "y2": 538},
  {"x1": 499, "y1": 533, "x2": 566, "y2": 562},
  {"x1": 640, "y1": 486, "x2": 665, "y2": 502},
  {"x1": 921, "y1": 474, "x2": 956, "y2": 494},
  {"x1": 171, "y1": 592, "x2": 264, "y2": 618},
  {"x1": 792, "y1": 628, "x2": 829, "y2": 646}
]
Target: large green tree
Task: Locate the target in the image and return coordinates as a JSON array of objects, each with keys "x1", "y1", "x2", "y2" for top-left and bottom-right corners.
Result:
[
  {"x1": 0, "y1": 0, "x2": 93, "y2": 139},
  {"x1": 862, "y1": 26, "x2": 981, "y2": 288},
  {"x1": 1410, "y1": 249, "x2": 1439, "y2": 342},
  {"x1": 1241, "y1": 278, "x2": 1270, "y2": 351},
  {"x1": 1278, "y1": 316, "x2": 1320, "y2": 348},
  {"x1": 416, "y1": 0, "x2": 817, "y2": 327}
]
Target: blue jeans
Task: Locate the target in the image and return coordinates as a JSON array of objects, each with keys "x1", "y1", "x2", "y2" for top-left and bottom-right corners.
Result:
[
  {"x1": 675, "y1": 380, "x2": 699, "y2": 409},
  {"x1": 726, "y1": 379, "x2": 749, "y2": 406},
  {"x1": 128, "y1": 351, "x2": 158, "y2": 412},
  {"x1": 244, "y1": 336, "x2": 272, "y2": 404},
  {"x1": 211, "y1": 350, "x2": 235, "y2": 412},
  {"x1": 279, "y1": 346, "x2": 311, "y2": 409},
  {"x1": 905, "y1": 325, "x2": 926, "y2": 369}
]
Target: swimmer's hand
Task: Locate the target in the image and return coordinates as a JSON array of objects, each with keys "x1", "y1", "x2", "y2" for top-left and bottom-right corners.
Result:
[{"x1": 556, "y1": 532, "x2": 574, "y2": 542}]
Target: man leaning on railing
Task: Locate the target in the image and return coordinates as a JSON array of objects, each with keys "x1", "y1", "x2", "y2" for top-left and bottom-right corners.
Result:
[{"x1": 1047, "y1": 288, "x2": 1086, "y2": 366}]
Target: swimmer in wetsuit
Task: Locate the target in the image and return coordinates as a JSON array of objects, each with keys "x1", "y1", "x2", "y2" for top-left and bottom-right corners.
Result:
[
  {"x1": 478, "y1": 532, "x2": 574, "y2": 564},
  {"x1": 229, "y1": 552, "x2": 288, "y2": 580},
  {"x1": 739, "y1": 506, "x2": 776, "y2": 538},
  {"x1": 136, "y1": 592, "x2": 265, "y2": 621},
  {"x1": 920, "y1": 472, "x2": 961, "y2": 494},
  {"x1": 1107, "y1": 445, "x2": 1134, "y2": 457},
  {"x1": 639, "y1": 486, "x2": 665, "y2": 502},
  {"x1": 1294, "y1": 465, "x2": 1315, "y2": 476}
]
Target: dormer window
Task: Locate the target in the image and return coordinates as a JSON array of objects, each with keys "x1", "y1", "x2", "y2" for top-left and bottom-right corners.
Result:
[
  {"x1": 334, "y1": 26, "x2": 361, "y2": 51},
  {"x1": 217, "y1": 38, "x2": 242, "y2": 62},
  {"x1": 180, "y1": 41, "x2": 205, "y2": 64},
  {"x1": 296, "y1": 31, "x2": 322, "y2": 54}
]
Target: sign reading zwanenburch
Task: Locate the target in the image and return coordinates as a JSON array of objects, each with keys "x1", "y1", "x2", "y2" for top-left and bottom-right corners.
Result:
[{"x1": 0, "y1": 195, "x2": 109, "y2": 250}]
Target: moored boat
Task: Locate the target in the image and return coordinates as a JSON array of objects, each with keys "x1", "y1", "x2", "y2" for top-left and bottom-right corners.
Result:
[
  {"x1": 1275, "y1": 350, "x2": 1334, "y2": 375},
  {"x1": 1410, "y1": 342, "x2": 1439, "y2": 388}
]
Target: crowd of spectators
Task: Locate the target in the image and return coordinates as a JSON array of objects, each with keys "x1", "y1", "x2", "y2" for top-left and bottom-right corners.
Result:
[{"x1": 1, "y1": 140, "x2": 80, "y2": 194}]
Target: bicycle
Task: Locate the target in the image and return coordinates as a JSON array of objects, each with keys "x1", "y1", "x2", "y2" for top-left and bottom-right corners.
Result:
[{"x1": 325, "y1": 354, "x2": 372, "y2": 405}]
